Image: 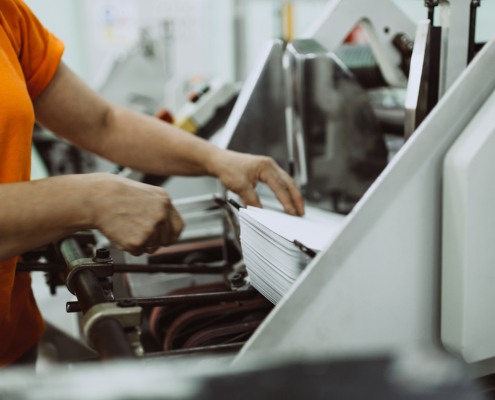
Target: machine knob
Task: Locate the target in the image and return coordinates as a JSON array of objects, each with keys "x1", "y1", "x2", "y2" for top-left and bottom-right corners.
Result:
[
  {"x1": 93, "y1": 248, "x2": 112, "y2": 263},
  {"x1": 231, "y1": 273, "x2": 245, "y2": 288}
]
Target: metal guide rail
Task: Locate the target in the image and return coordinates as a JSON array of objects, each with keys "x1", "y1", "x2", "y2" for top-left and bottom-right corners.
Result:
[
  {"x1": 58, "y1": 238, "x2": 138, "y2": 359},
  {"x1": 17, "y1": 234, "x2": 257, "y2": 361}
]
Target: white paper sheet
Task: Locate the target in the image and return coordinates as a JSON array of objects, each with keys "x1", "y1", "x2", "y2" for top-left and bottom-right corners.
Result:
[{"x1": 239, "y1": 207, "x2": 345, "y2": 303}]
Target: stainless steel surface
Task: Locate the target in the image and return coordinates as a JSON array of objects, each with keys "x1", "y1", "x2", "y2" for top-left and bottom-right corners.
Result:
[
  {"x1": 285, "y1": 39, "x2": 388, "y2": 206},
  {"x1": 236, "y1": 32, "x2": 495, "y2": 377},
  {"x1": 304, "y1": 0, "x2": 416, "y2": 88},
  {"x1": 439, "y1": 0, "x2": 472, "y2": 97},
  {"x1": 162, "y1": 179, "x2": 224, "y2": 241},
  {"x1": 405, "y1": 21, "x2": 431, "y2": 141},
  {"x1": 218, "y1": 40, "x2": 289, "y2": 172}
]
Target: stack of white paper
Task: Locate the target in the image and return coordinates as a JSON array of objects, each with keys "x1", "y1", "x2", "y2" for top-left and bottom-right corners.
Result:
[{"x1": 239, "y1": 206, "x2": 345, "y2": 304}]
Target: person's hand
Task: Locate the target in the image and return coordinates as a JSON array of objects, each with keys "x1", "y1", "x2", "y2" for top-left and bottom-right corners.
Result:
[
  {"x1": 86, "y1": 173, "x2": 184, "y2": 256},
  {"x1": 210, "y1": 150, "x2": 305, "y2": 216}
]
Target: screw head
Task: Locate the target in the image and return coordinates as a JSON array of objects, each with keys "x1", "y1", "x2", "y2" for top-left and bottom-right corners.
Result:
[
  {"x1": 96, "y1": 248, "x2": 110, "y2": 259},
  {"x1": 117, "y1": 299, "x2": 137, "y2": 308},
  {"x1": 93, "y1": 248, "x2": 112, "y2": 263},
  {"x1": 231, "y1": 273, "x2": 245, "y2": 287}
]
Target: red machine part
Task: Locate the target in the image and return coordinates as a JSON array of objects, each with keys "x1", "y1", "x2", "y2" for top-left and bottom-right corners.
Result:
[
  {"x1": 149, "y1": 283, "x2": 273, "y2": 351},
  {"x1": 163, "y1": 297, "x2": 272, "y2": 351}
]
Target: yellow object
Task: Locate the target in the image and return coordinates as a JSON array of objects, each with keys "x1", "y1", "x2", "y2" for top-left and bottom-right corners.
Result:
[
  {"x1": 174, "y1": 116, "x2": 198, "y2": 134},
  {"x1": 282, "y1": 2, "x2": 294, "y2": 43}
]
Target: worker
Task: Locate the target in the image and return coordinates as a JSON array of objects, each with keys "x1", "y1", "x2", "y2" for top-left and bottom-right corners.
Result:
[{"x1": 0, "y1": 0, "x2": 304, "y2": 368}]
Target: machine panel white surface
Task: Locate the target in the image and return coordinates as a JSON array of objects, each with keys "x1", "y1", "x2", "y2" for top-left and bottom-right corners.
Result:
[
  {"x1": 235, "y1": 36, "x2": 495, "y2": 376},
  {"x1": 304, "y1": 0, "x2": 416, "y2": 87},
  {"x1": 442, "y1": 89, "x2": 495, "y2": 364}
]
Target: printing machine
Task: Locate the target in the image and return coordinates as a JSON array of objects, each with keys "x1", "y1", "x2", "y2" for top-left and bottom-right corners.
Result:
[{"x1": 9, "y1": 0, "x2": 495, "y2": 397}]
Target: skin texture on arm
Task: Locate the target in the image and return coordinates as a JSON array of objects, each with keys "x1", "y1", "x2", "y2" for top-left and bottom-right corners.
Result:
[
  {"x1": 0, "y1": 173, "x2": 184, "y2": 261},
  {"x1": 0, "y1": 175, "x2": 93, "y2": 260},
  {"x1": 0, "y1": 62, "x2": 304, "y2": 261},
  {"x1": 33, "y1": 62, "x2": 304, "y2": 216}
]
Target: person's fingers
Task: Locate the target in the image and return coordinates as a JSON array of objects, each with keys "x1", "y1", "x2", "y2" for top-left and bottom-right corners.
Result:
[
  {"x1": 286, "y1": 177, "x2": 305, "y2": 216},
  {"x1": 238, "y1": 186, "x2": 262, "y2": 209},
  {"x1": 158, "y1": 219, "x2": 175, "y2": 247},
  {"x1": 143, "y1": 228, "x2": 161, "y2": 254},
  {"x1": 168, "y1": 205, "x2": 184, "y2": 243},
  {"x1": 124, "y1": 218, "x2": 157, "y2": 256},
  {"x1": 262, "y1": 172, "x2": 297, "y2": 215},
  {"x1": 157, "y1": 205, "x2": 184, "y2": 247}
]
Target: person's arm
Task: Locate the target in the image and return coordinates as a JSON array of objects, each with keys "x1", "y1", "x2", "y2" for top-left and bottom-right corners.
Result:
[
  {"x1": 32, "y1": 62, "x2": 304, "y2": 216},
  {"x1": 0, "y1": 173, "x2": 184, "y2": 262}
]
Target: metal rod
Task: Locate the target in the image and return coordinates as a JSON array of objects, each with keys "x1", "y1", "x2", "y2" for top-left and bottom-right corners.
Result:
[
  {"x1": 113, "y1": 263, "x2": 231, "y2": 274},
  {"x1": 468, "y1": 0, "x2": 480, "y2": 64},
  {"x1": 90, "y1": 318, "x2": 135, "y2": 360},
  {"x1": 60, "y1": 237, "x2": 86, "y2": 265},
  {"x1": 17, "y1": 262, "x2": 231, "y2": 274},
  {"x1": 73, "y1": 269, "x2": 110, "y2": 313},
  {"x1": 427, "y1": 26, "x2": 442, "y2": 113},
  {"x1": 67, "y1": 289, "x2": 258, "y2": 313},
  {"x1": 428, "y1": 7, "x2": 434, "y2": 25},
  {"x1": 59, "y1": 239, "x2": 135, "y2": 359},
  {"x1": 145, "y1": 342, "x2": 244, "y2": 358},
  {"x1": 72, "y1": 269, "x2": 135, "y2": 359}
]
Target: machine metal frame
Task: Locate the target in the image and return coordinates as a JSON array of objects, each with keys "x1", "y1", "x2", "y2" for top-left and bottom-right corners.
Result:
[{"x1": 235, "y1": 33, "x2": 495, "y2": 377}]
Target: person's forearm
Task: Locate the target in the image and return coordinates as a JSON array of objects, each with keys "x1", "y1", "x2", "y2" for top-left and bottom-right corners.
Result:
[
  {"x1": 33, "y1": 62, "x2": 223, "y2": 178},
  {"x1": 32, "y1": 62, "x2": 305, "y2": 216},
  {"x1": 0, "y1": 175, "x2": 93, "y2": 261},
  {"x1": 91, "y1": 105, "x2": 223, "y2": 177},
  {"x1": 1, "y1": 172, "x2": 186, "y2": 261}
]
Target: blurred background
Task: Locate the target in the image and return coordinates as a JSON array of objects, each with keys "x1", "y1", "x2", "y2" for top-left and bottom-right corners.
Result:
[
  {"x1": 23, "y1": 0, "x2": 495, "y2": 87},
  {"x1": 26, "y1": 0, "x2": 495, "y2": 180},
  {"x1": 10, "y1": 3, "x2": 495, "y2": 395}
]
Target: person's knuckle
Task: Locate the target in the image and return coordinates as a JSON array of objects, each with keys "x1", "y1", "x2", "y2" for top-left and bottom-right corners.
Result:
[
  {"x1": 259, "y1": 156, "x2": 274, "y2": 167},
  {"x1": 153, "y1": 206, "x2": 167, "y2": 223},
  {"x1": 176, "y1": 216, "x2": 185, "y2": 233},
  {"x1": 155, "y1": 189, "x2": 170, "y2": 202},
  {"x1": 105, "y1": 178, "x2": 123, "y2": 195},
  {"x1": 127, "y1": 237, "x2": 144, "y2": 250},
  {"x1": 144, "y1": 224, "x2": 156, "y2": 238}
]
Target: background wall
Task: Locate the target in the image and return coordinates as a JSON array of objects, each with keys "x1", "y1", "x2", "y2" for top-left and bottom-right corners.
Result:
[
  {"x1": 22, "y1": 0, "x2": 495, "y2": 89},
  {"x1": 24, "y1": 0, "x2": 88, "y2": 80}
]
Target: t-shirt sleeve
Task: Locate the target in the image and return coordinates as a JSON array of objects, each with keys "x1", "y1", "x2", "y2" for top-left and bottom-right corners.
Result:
[{"x1": 2, "y1": 0, "x2": 65, "y2": 99}]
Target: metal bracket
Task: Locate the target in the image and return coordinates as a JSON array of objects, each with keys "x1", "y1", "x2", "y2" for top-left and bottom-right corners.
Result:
[
  {"x1": 81, "y1": 303, "x2": 142, "y2": 349},
  {"x1": 293, "y1": 240, "x2": 317, "y2": 259},
  {"x1": 65, "y1": 258, "x2": 114, "y2": 295}
]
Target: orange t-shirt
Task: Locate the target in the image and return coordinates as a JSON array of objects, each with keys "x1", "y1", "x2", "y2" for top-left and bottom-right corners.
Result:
[{"x1": 0, "y1": 0, "x2": 64, "y2": 366}]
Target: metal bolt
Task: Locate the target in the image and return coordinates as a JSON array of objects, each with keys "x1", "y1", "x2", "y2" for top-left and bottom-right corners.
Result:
[
  {"x1": 424, "y1": 0, "x2": 439, "y2": 7},
  {"x1": 231, "y1": 273, "x2": 245, "y2": 288},
  {"x1": 93, "y1": 248, "x2": 112, "y2": 263},
  {"x1": 117, "y1": 299, "x2": 137, "y2": 308},
  {"x1": 96, "y1": 248, "x2": 110, "y2": 259}
]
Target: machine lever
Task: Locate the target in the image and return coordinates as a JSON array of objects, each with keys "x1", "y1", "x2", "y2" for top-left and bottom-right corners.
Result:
[
  {"x1": 66, "y1": 289, "x2": 258, "y2": 313},
  {"x1": 16, "y1": 261, "x2": 232, "y2": 274},
  {"x1": 228, "y1": 198, "x2": 243, "y2": 210},
  {"x1": 293, "y1": 240, "x2": 317, "y2": 259}
]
